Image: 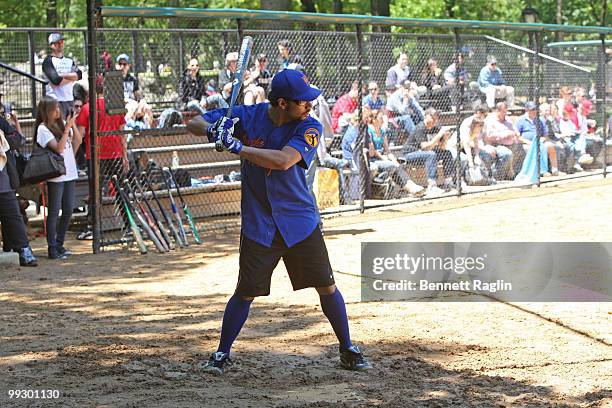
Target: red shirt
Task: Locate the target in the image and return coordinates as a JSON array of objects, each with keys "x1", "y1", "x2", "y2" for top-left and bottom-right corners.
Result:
[
  {"x1": 331, "y1": 93, "x2": 358, "y2": 133},
  {"x1": 76, "y1": 98, "x2": 126, "y2": 160}
]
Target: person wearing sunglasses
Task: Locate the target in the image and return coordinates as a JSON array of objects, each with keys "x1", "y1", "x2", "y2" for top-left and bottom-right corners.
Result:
[
  {"x1": 362, "y1": 81, "x2": 385, "y2": 111},
  {"x1": 477, "y1": 56, "x2": 515, "y2": 109},
  {"x1": 116, "y1": 53, "x2": 139, "y2": 101}
]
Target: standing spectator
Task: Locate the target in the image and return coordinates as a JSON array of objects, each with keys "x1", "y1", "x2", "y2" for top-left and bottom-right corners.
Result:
[
  {"x1": 0, "y1": 130, "x2": 37, "y2": 266},
  {"x1": 42, "y1": 33, "x2": 82, "y2": 118},
  {"x1": 405, "y1": 108, "x2": 455, "y2": 192},
  {"x1": 35, "y1": 96, "x2": 81, "y2": 260},
  {"x1": 178, "y1": 57, "x2": 205, "y2": 106},
  {"x1": 477, "y1": 57, "x2": 515, "y2": 108},
  {"x1": 420, "y1": 58, "x2": 452, "y2": 111},
  {"x1": 277, "y1": 39, "x2": 303, "y2": 72},
  {"x1": 116, "y1": 53, "x2": 139, "y2": 101},
  {"x1": 483, "y1": 102, "x2": 522, "y2": 179},
  {"x1": 386, "y1": 81, "x2": 425, "y2": 141},
  {"x1": 331, "y1": 81, "x2": 359, "y2": 134},
  {"x1": 250, "y1": 54, "x2": 272, "y2": 95},
  {"x1": 362, "y1": 81, "x2": 385, "y2": 111}
]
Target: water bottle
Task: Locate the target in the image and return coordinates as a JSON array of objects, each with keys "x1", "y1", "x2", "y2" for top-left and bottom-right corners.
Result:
[{"x1": 171, "y1": 151, "x2": 180, "y2": 169}]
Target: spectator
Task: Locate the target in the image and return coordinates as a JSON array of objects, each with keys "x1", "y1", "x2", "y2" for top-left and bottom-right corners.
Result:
[
  {"x1": 76, "y1": 75, "x2": 127, "y2": 195},
  {"x1": 73, "y1": 96, "x2": 86, "y2": 170},
  {"x1": 250, "y1": 53, "x2": 272, "y2": 94},
  {"x1": 444, "y1": 52, "x2": 480, "y2": 112},
  {"x1": 42, "y1": 33, "x2": 82, "y2": 118},
  {"x1": 125, "y1": 90, "x2": 154, "y2": 130},
  {"x1": 218, "y1": 52, "x2": 238, "y2": 101},
  {"x1": 341, "y1": 112, "x2": 360, "y2": 169},
  {"x1": 277, "y1": 39, "x2": 304, "y2": 72},
  {"x1": 386, "y1": 80, "x2": 425, "y2": 141},
  {"x1": 362, "y1": 81, "x2": 385, "y2": 111},
  {"x1": 157, "y1": 108, "x2": 183, "y2": 129},
  {"x1": 477, "y1": 57, "x2": 515, "y2": 108},
  {"x1": 331, "y1": 81, "x2": 359, "y2": 134},
  {"x1": 366, "y1": 109, "x2": 425, "y2": 197},
  {"x1": 515, "y1": 101, "x2": 558, "y2": 176},
  {"x1": 555, "y1": 86, "x2": 573, "y2": 117},
  {"x1": 385, "y1": 52, "x2": 411, "y2": 91},
  {"x1": 116, "y1": 53, "x2": 139, "y2": 101},
  {"x1": 608, "y1": 113, "x2": 612, "y2": 137},
  {"x1": 459, "y1": 116, "x2": 487, "y2": 180},
  {"x1": 420, "y1": 58, "x2": 452, "y2": 111},
  {"x1": 404, "y1": 108, "x2": 455, "y2": 193},
  {"x1": 0, "y1": 130, "x2": 37, "y2": 266},
  {"x1": 35, "y1": 96, "x2": 82, "y2": 260},
  {"x1": 178, "y1": 57, "x2": 205, "y2": 106},
  {"x1": 483, "y1": 102, "x2": 521, "y2": 179},
  {"x1": 242, "y1": 69, "x2": 266, "y2": 105},
  {"x1": 541, "y1": 102, "x2": 574, "y2": 174},
  {"x1": 577, "y1": 98, "x2": 602, "y2": 163}
]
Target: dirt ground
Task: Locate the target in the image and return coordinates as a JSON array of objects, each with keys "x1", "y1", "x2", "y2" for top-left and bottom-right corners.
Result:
[{"x1": 1, "y1": 178, "x2": 611, "y2": 408}]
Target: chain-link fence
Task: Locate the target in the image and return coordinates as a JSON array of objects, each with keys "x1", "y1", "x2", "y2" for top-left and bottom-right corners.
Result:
[{"x1": 4, "y1": 8, "x2": 609, "y2": 252}]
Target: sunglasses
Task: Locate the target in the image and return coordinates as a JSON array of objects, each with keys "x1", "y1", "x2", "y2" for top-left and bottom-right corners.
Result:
[
  {"x1": 369, "y1": 87, "x2": 378, "y2": 91},
  {"x1": 74, "y1": 104, "x2": 83, "y2": 109},
  {"x1": 118, "y1": 62, "x2": 128, "y2": 66}
]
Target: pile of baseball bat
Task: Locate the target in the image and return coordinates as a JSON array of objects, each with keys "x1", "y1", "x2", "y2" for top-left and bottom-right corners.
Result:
[{"x1": 111, "y1": 160, "x2": 201, "y2": 254}]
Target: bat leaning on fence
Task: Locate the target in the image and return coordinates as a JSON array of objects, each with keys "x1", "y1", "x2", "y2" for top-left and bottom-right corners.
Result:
[
  {"x1": 133, "y1": 174, "x2": 174, "y2": 250},
  {"x1": 123, "y1": 179, "x2": 168, "y2": 253},
  {"x1": 167, "y1": 167, "x2": 202, "y2": 244},
  {"x1": 155, "y1": 165, "x2": 189, "y2": 247},
  {"x1": 143, "y1": 167, "x2": 184, "y2": 249},
  {"x1": 215, "y1": 35, "x2": 254, "y2": 152},
  {"x1": 111, "y1": 175, "x2": 147, "y2": 255}
]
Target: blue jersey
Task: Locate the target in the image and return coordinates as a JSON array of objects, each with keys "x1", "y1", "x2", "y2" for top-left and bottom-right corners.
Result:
[{"x1": 204, "y1": 103, "x2": 322, "y2": 248}]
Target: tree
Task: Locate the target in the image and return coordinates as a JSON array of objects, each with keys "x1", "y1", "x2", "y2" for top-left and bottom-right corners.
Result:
[{"x1": 46, "y1": 0, "x2": 58, "y2": 27}]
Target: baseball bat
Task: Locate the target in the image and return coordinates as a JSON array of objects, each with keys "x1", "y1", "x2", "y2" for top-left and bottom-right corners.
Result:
[
  {"x1": 111, "y1": 175, "x2": 147, "y2": 254},
  {"x1": 124, "y1": 179, "x2": 167, "y2": 253},
  {"x1": 159, "y1": 167, "x2": 189, "y2": 247},
  {"x1": 167, "y1": 168, "x2": 202, "y2": 244},
  {"x1": 134, "y1": 174, "x2": 174, "y2": 250},
  {"x1": 215, "y1": 35, "x2": 253, "y2": 152},
  {"x1": 125, "y1": 178, "x2": 169, "y2": 252},
  {"x1": 143, "y1": 168, "x2": 184, "y2": 248}
]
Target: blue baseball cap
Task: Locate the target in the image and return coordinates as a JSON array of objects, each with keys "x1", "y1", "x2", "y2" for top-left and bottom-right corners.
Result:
[
  {"x1": 116, "y1": 53, "x2": 130, "y2": 63},
  {"x1": 270, "y1": 69, "x2": 321, "y2": 101},
  {"x1": 524, "y1": 101, "x2": 537, "y2": 110}
]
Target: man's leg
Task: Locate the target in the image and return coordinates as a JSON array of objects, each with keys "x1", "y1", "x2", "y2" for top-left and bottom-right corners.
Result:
[
  {"x1": 494, "y1": 146, "x2": 513, "y2": 179},
  {"x1": 317, "y1": 285, "x2": 352, "y2": 351},
  {"x1": 484, "y1": 87, "x2": 496, "y2": 108}
]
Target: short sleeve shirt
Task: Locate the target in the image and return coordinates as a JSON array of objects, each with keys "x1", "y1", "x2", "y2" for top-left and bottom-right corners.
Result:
[
  {"x1": 36, "y1": 124, "x2": 78, "y2": 182},
  {"x1": 204, "y1": 103, "x2": 322, "y2": 248}
]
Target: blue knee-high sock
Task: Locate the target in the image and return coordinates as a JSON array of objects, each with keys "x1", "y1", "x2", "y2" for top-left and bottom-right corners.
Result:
[
  {"x1": 217, "y1": 294, "x2": 253, "y2": 354},
  {"x1": 319, "y1": 289, "x2": 353, "y2": 351}
]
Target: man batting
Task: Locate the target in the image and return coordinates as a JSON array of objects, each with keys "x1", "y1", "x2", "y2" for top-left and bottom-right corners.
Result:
[{"x1": 187, "y1": 69, "x2": 370, "y2": 375}]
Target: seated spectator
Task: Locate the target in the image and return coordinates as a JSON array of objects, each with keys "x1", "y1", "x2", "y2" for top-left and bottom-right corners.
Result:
[
  {"x1": 420, "y1": 58, "x2": 452, "y2": 111},
  {"x1": 242, "y1": 69, "x2": 266, "y2": 105},
  {"x1": 341, "y1": 112, "x2": 360, "y2": 170},
  {"x1": 555, "y1": 86, "x2": 573, "y2": 116},
  {"x1": 478, "y1": 57, "x2": 515, "y2": 108},
  {"x1": 178, "y1": 57, "x2": 205, "y2": 107},
  {"x1": 116, "y1": 53, "x2": 139, "y2": 101},
  {"x1": 558, "y1": 107, "x2": 590, "y2": 172},
  {"x1": 403, "y1": 108, "x2": 455, "y2": 193},
  {"x1": 577, "y1": 98, "x2": 602, "y2": 163},
  {"x1": 458, "y1": 116, "x2": 488, "y2": 183},
  {"x1": 483, "y1": 102, "x2": 521, "y2": 179},
  {"x1": 0, "y1": 129, "x2": 37, "y2": 266},
  {"x1": 362, "y1": 81, "x2": 385, "y2": 111},
  {"x1": 540, "y1": 103, "x2": 573, "y2": 174},
  {"x1": 386, "y1": 80, "x2": 425, "y2": 142},
  {"x1": 125, "y1": 90, "x2": 154, "y2": 130},
  {"x1": 444, "y1": 52, "x2": 479, "y2": 111},
  {"x1": 515, "y1": 101, "x2": 558, "y2": 177},
  {"x1": 385, "y1": 52, "x2": 425, "y2": 96},
  {"x1": 218, "y1": 52, "x2": 238, "y2": 92},
  {"x1": 157, "y1": 108, "x2": 183, "y2": 129},
  {"x1": 277, "y1": 39, "x2": 304, "y2": 72},
  {"x1": 331, "y1": 80, "x2": 359, "y2": 134},
  {"x1": 250, "y1": 53, "x2": 272, "y2": 95},
  {"x1": 366, "y1": 110, "x2": 424, "y2": 197}
]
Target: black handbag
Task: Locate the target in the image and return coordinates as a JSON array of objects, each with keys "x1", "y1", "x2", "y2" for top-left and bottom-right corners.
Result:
[{"x1": 22, "y1": 141, "x2": 66, "y2": 185}]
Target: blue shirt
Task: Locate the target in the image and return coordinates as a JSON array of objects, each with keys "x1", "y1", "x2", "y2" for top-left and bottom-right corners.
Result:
[
  {"x1": 204, "y1": 103, "x2": 322, "y2": 248},
  {"x1": 341, "y1": 124, "x2": 358, "y2": 163},
  {"x1": 515, "y1": 114, "x2": 548, "y2": 142},
  {"x1": 362, "y1": 94, "x2": 385, "y2": 110},
  {"x1": 478, "y1": 66, "x2": 506, "y2": 90}
]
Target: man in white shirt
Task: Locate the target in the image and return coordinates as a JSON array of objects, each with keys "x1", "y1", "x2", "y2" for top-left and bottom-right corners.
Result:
[{"x1": 42, "y1": 33, "x2": 82, "y2": 118}]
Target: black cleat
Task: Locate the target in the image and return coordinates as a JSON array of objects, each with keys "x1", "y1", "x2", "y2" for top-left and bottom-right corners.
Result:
[
  {"x1": 202, "y1": 351, "x2": 231, "y2": 376},
  {"x1": 340, "y1": 346, "x2": 371, "y2": 371}
]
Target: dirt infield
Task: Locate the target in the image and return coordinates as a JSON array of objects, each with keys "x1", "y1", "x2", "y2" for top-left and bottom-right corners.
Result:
[{"x1": 1, "y1": 178, "x2": 611, "y2": 407}]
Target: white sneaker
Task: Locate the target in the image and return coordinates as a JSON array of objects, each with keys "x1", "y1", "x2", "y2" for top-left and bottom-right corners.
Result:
[
  {"x1": 573, "y1": 163, "x2": 584, "y2": 172},
  {"x1": 403, "y1": 180, "x2": 425, "y2": 197},
  {"x1": 578, "y1": 154, "x2": 593, "y2": 165},
  {"x1": 425, "y1": 185, "x2": 445, "y2": 197}
]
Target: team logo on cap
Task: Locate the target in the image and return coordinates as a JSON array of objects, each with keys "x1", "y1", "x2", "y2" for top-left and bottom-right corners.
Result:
[{"x1": 304, "y1": 128, "x2": 319, "y2": 147}]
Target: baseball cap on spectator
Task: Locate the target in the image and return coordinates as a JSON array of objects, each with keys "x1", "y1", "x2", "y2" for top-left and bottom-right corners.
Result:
[
  {"x1": 48, "y1": 33, "x2": 64, "y2": 45},
  {"x1": 116, "y1": 53, "x2": 130, "y2": 63},
  {"x1": 524, "y1": 101, "x2": 537, "y2": 110},
  {"x1": 487, "y1": 56, "x2": 498, "y2": 65},
  {"x1": 269, "y1": 69, "x2": 321, "y2": 101}
]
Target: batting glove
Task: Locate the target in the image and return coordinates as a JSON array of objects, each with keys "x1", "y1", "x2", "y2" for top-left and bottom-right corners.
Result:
[{"x1": 215, "y1": 117, "x2": 242, "y2": 154}]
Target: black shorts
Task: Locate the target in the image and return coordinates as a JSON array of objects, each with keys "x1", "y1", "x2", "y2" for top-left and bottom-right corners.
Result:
[{"x1": 236, "y1": 227, "x2": 335, "y2": 297}]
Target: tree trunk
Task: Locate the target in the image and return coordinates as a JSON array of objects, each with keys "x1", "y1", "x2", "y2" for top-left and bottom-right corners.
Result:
[
  {"x1": 556, "y1": 0, "x2": 563, "y2": 42},
  {"x1": 47, "y1": 0, "x2": 58, "y2": 27},
  {"x1": 601, "y1": 0, "x2": 607, "y2": 26},
  {"x1": 260, "y1": 0, "x2": 293, "y2": 29},
  {"x1": 301, "y1": 0, "x2": 315, "y2": 12}
]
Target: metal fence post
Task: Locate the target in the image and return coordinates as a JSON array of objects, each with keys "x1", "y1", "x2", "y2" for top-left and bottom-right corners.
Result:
[
  {"x1": 27, "y1": 30, "x2": 37, "y2": 117},
  {"x1": 87, "y1": 0, "x2": 101, "y2": 253},
  {"x1": 534, "y1": 31, "x2": 542, "y2": 187},
  {"x1": 131, "y1": 30, "x2": 139, "y2": 76},
  {"x1": 601, "y1": 34, "x2": 608, "y2": 179},
  {"x1": 356, "y1": 24, "x2": 367, "y2": 213},
  {"x1": 453, "y1": 28, "x2": 463, "y2": 196}
]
